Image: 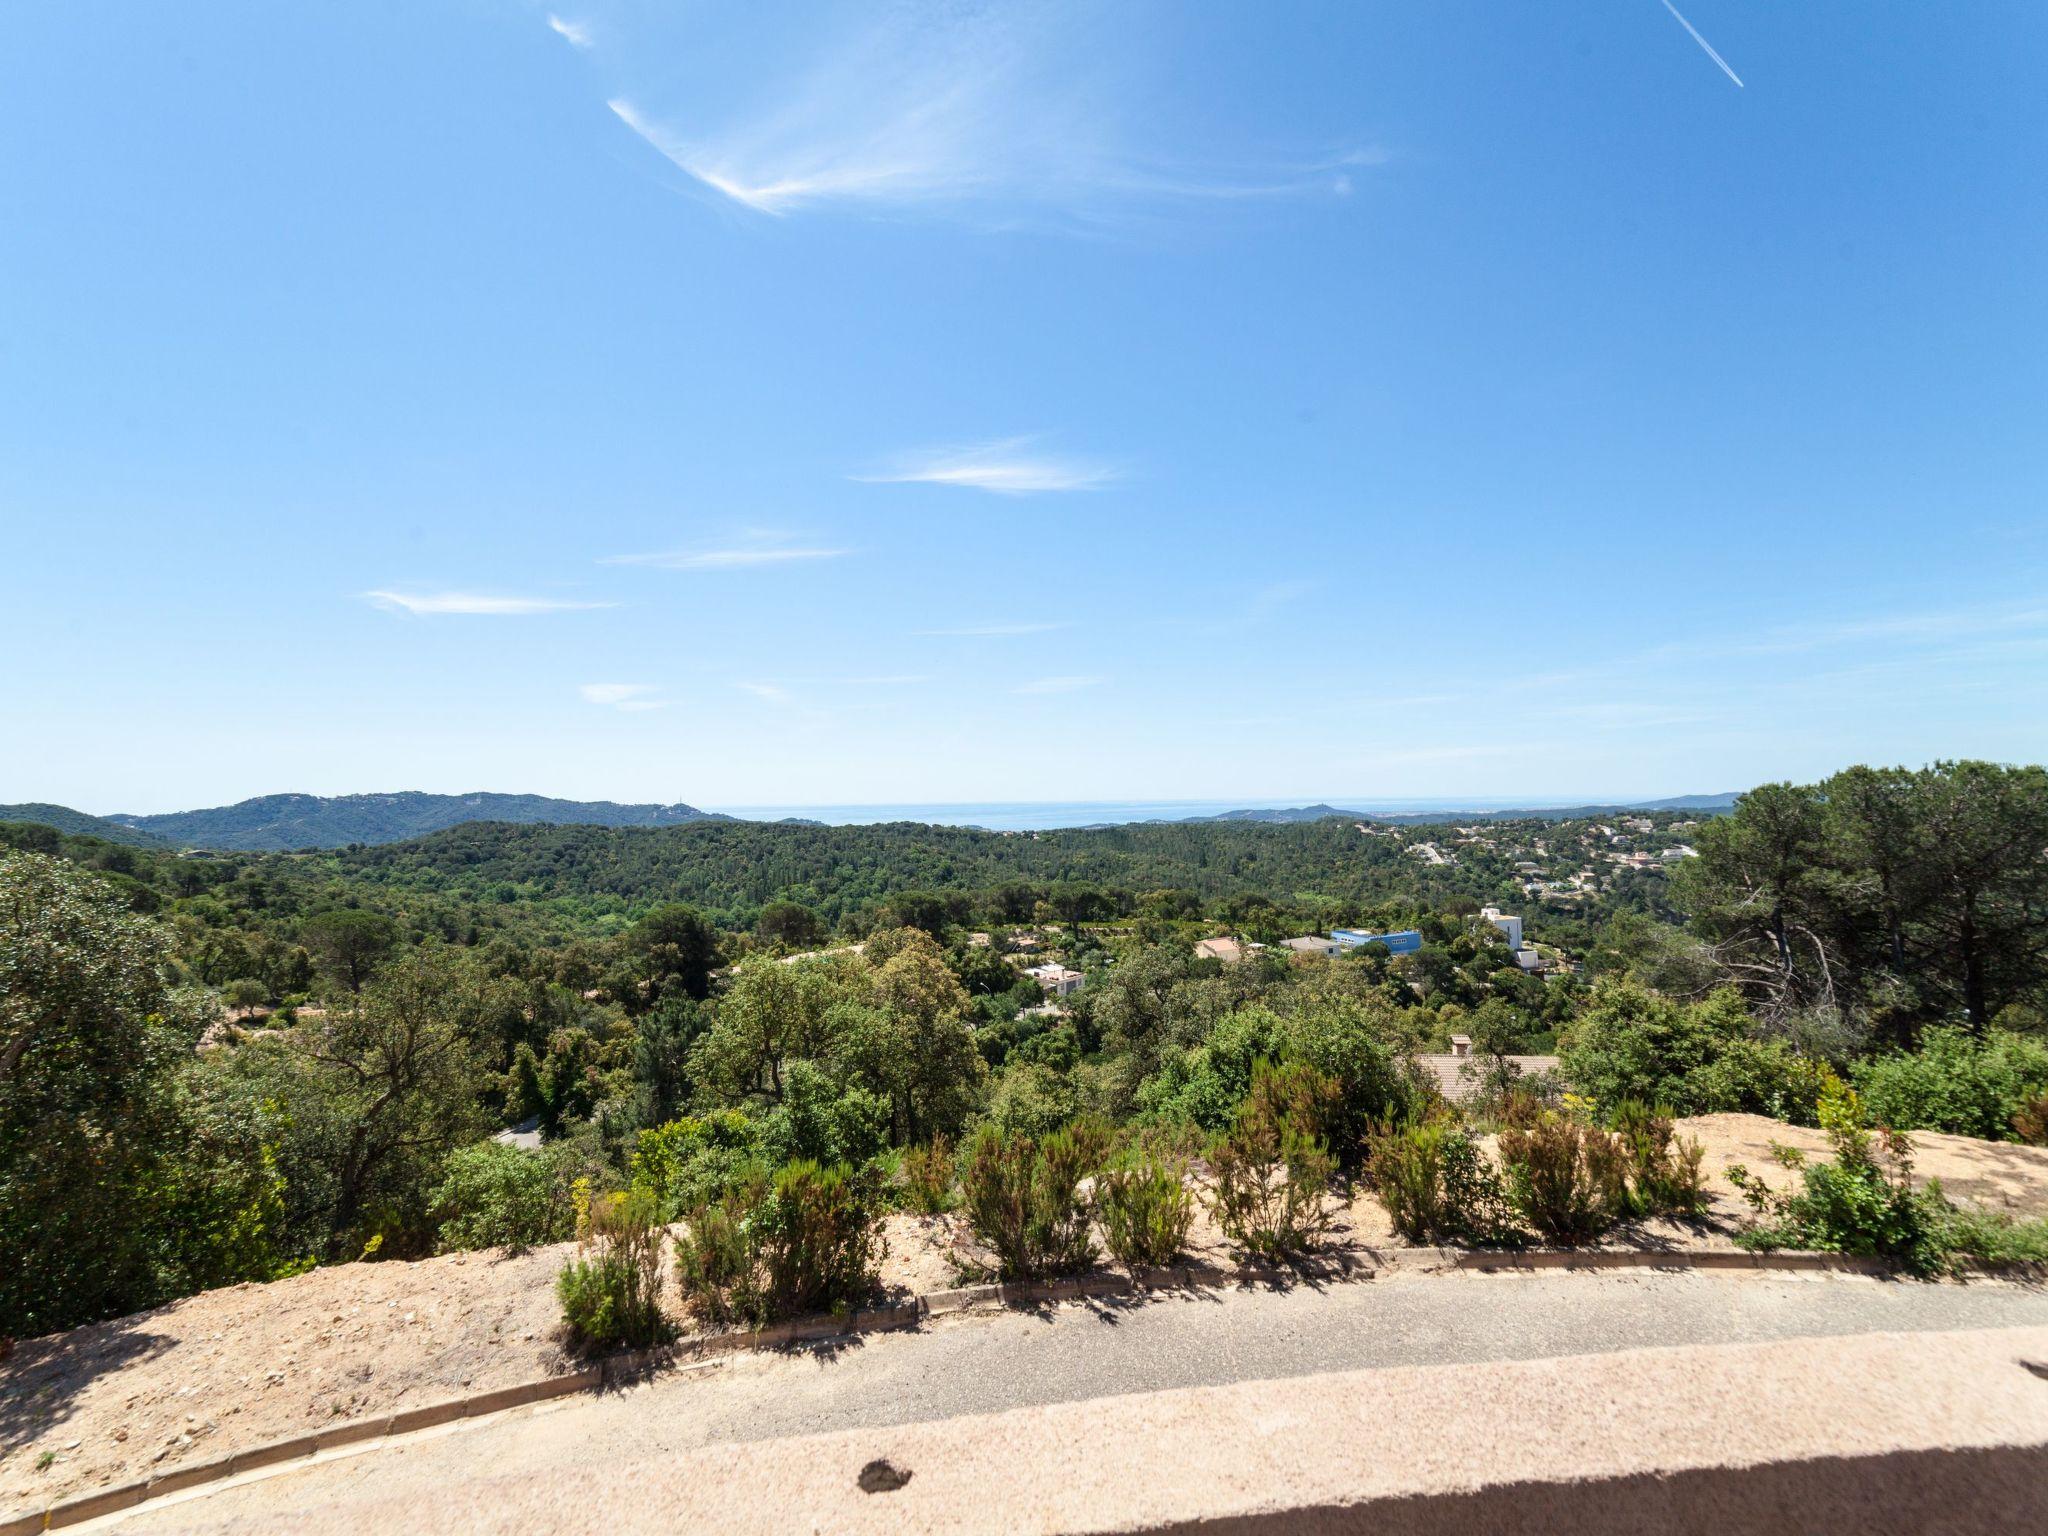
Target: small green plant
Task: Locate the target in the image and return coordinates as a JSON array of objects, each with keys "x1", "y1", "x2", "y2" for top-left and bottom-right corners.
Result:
[
  {"x1": 1096, "y1": 1145, "x2": 1195, "y2": 1269},
  {"x1": 1365, "y1": 1117, "x2": 1515, "y2": 1244},
  {"x1": 556, "y1": 1188, "x2": 670, "y2": 1350},
  {"x1": 1209, "y1": 1059, "x2": 1339, "y2": 1260},
  {"x1": 960, "y1": 1125, "x2": 1097, "y2": 1279},
  {"x1": 900, "y1": 1135, "x2": 956, "y2": 1215},
  {"x1": 1496, "y1": 1112, "x2": 1629, "y2": 1244},
  {"x1": 1935, "y1": 1206, "x2": 2048, "y2": 1264}
]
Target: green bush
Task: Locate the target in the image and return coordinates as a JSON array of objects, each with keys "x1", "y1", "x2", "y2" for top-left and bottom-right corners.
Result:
[
  {"x1": 1096, "y1": 1146, "x2": 1195, "y2": 1269},
  {"x1": 556, "y1": 1188, "x2": 670, "y2": 1350},
  {"x1": 671, "y1": 1168, "x2": 770, "y2": 1328},
  {"x1": 629, "y1": 1110, "x2": 761, "y2": 1220},
  {"x1": 1365, "y1": 1118, "x2": 1513, "y2": 1244},
  {"x1": 1558, "y1": 983, "x2": 1748, "y2": 1113},
  {"x1": 960, "y1": 1125, "x2": 1097, "y2": 1279},
  {"x1": 1685, "y1": 1037, "x2": 1832, "y2": 1126},
  {"x1": 674, "y1": 1159, "x2": 887, "y2": 1327},
  {"x1": 756, "y1": 1060, "x2": 890, "y2": 1169},
  {"x1": 1727, "y1": 1083, "x2": 1947, "y2": 1273},
  {"x1": 1936, "y1": 1206, "x2": 2048, "y2": 1263},
  {"x1": 1609, "y1": 1101, "x2": 1708, "y2": 1218},
  {"x1": 900, "y1": 1135, "x2": 956, "y2": 1214},
  {"x1": 432, "y1": 1140, "x2": 570, "y2": 1252},
  {"x1": 1497, "y1": 1113, "x2": 1629, "y2": 1243},
  {"x1": 1209, "y1": 1059, "x2": 1339, "y2": 1260},
  {"x1": 1852, "y1": 1027, "x2": 2048, "y2": 1142}
]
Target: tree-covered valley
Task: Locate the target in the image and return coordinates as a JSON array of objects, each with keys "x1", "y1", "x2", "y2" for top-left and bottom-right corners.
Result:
[{"x1": 5, "y1": 759, "x2": 2047, "y2": 1338}]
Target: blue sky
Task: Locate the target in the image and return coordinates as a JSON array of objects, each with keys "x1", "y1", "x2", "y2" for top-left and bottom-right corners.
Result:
[{"x1": 4, "y1": 1, "x2": 2045, "y2": 815}]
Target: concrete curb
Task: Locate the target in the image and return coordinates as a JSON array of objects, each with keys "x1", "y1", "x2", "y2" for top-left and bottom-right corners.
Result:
[{"x1": 4, "y1": 1245, "x2": 2028, "y2": 1534}]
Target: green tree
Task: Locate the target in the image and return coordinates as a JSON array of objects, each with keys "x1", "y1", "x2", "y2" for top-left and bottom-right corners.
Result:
[
  {"x1": 299, "y1": 908, "x2": 399, "y2": 994},
  {"x1": 624, "y1": 902, "x2": 720, "y2": 1010},
  {"x1": 1559, "y1": 981, "x2": 1751, "y2": 1113},
  {"x1": 304, "y1": 945, "x2": 514, "y2": 1254},
  {"x1": 0, "y1": 854, "x2": 210, "y2": 1332},
  {"x1": 1673, "y1": 783, "x2": 1834, "y2": 1020},
  {"x1": 851, "y1": 929, "x2": 988, "y2": 1142},
  {"x1": 693, "y1": 952, "x2": 862, "y2": 1104},
  {"x1": 756, "y1": 899, "x2": 826, "y2": 951},
  {"x1": 1902, "y1": 761, "x2": 2048, "y2": 1030}
]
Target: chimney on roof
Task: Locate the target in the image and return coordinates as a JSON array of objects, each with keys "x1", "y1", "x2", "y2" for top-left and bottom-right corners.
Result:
[{"x1": 1451, "y1": 1035, "x2": 1471, "y2": 1059}]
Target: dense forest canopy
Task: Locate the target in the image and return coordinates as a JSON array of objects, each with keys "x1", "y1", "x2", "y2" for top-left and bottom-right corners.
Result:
[{"x1": 4, "y1": 759, "x2": 2046, "y2": 1336}]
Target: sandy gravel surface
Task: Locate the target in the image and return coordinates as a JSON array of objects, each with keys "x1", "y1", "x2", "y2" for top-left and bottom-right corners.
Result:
[
  {"x1": 2, "y1": 1213, "x2": 959, "y2": 1513},
  {"x1": 1677, "y1": 1112, "x2": 2048, "y2": 1216}
]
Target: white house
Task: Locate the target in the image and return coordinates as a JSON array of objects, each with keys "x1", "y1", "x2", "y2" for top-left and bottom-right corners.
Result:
[
  {"x1": 1479, "y1": 906, "x2": 1524, "y2": 952},
  {"x1": 1024, "y1": 962, "x2": 1085, "y2": 998}
]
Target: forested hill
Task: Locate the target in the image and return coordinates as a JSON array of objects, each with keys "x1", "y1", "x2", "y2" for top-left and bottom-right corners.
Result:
[
  {"x1": 322, "y1": 812, "x2": 1676, "y2": 927},
  {"x1": 0, "y1": 803, "x2": 168, "y2": 848},
  {"x1": 106, "y1": 791, "x2": 730, "y2": 851}
]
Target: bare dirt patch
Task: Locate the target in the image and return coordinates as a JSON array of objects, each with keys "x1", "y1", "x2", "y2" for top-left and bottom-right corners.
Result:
[{"x1": 1677, "y1": 1112, "x2": 2048, "y2": 1217}]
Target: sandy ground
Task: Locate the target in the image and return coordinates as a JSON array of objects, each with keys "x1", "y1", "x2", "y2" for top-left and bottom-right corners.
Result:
[
  {"x1": 0, "y1": 1214, "x2": 963, "y2": 1513},
  {"x1": 6, "y1": 1117, "x2": 2046, "y2": 1515},
  {"x1": 1678, "y1": 1112, "x2": 2048, "y2": 1217}
]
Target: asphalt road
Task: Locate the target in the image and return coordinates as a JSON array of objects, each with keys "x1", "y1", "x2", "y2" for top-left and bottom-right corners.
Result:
[{"x1": 116, "y1": 1269, "x2": 2048, "y2": 1533}]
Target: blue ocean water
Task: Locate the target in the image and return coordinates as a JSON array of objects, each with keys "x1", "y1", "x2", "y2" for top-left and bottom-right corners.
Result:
[{"x1": 703, "y1": 797, "x2": 1594, "y2": 831}]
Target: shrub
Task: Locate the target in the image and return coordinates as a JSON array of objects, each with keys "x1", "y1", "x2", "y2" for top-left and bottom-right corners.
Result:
[
  {"x1": 756, "y1": 1061, "x2": 890, "y2": 1170},
  {"x1": 1558, "y1": 983, "x2": 1748, "y2": 1113},
  {"x1": 630, "y1": 1110, "x2": 761, "y2": 1220},
  {"x1": 900, "y1": 1135, "x2": 956, "y2": 1215},
  {"x1": 1209, "y1": 1060, "x2": 1339, "y2": 1260},
  {"x1": 556, "y1": 1188, "x2": 670, "y2": 1350},
  {"x1": 1685, "y1": 1037, "x2": 1832, "y2": 1126},
  {"x1": 1936, "y1": 1206, "x2": 2048, "y2": 1263},
  {"x1": 960, "y1": 1125, "x2": 1097, "y2": 1279},
  {"x1": 1061, "y1": 1112, "x2": 1123, "y2": 1173},
  {"x1": 674, "y1": 1159, "x2": 887, "y2": 1327},
  {"x1": 432, "y1": 1140, "x2": 568, "y2": 1252},
  {"x1": 1609, "y1": 1101, "x2": 1708, "y2": 1219},
  {"x1": 760, "y1": 1159, "x2": 888, "y2": 1317},
  {"x1": 1496, "y1": 1113, "x2": 1629, "y2": 1243},
  {"x1": 1852, "y1": 1027, "x2": 2048, "y2": 1142},
  {"x1": 1726, "y1": 1082, "x2": 1947, "y2": 1273},
  {"x1": 1365, "y1": 1118, "x2": 1514, "y2": 1244},
  {"x1": 2015, "y1": 1092, "x2": 2048, "y2": 1147},
  {"x1": 672, "y1": 1168, "x2": 770, "y2": 1328},
  {"x1": 1096, "y1": 1146, "x2": 1195, "y2": 1269}
]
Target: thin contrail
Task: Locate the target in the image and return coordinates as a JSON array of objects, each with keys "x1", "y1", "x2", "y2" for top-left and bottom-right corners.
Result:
[{"x1": 1659, "y1": 0, "x2": 1745, "y2": 88}]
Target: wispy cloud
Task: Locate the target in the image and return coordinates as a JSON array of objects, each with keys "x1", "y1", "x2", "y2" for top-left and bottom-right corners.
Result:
[
  {"x1": 547, "y1": 13, "x2": 594, "y2": 51},
  {"x1": 855, "y1": 438, "x2": 1114, "y2": 495},
  {"x1": 1014, "y1": 675, "x2": 1104, "y2": 695},
  {"x1": 914, "y1": 621, "x2": 1069, "y2": 638},
  {"x1": 580, "y1": 682, "x2": 664, "y2": 712},
  {"x1": 602, "y1": 10, "x2": 1375, "y2": 222},
  {"x1": 1658, "y1": 0, "x2": 1744, "y2": 88},
  {"x1": 737, "y1": 681, "x2": 792, "y2": 705},
  {"x1": 603, "y1": 543, "x2": 848, "y2": 571},
  {"x1": 1245, "y1": 580, "x2": 1317, "y2": 622},
  {"x1": 364, "y1": 590, "x2": 612, "y2": 616}
]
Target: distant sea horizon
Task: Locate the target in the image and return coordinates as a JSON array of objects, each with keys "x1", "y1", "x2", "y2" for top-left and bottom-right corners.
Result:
[{"x1": 702, "y1": 796, "x2": 1651, "y2": 832}]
